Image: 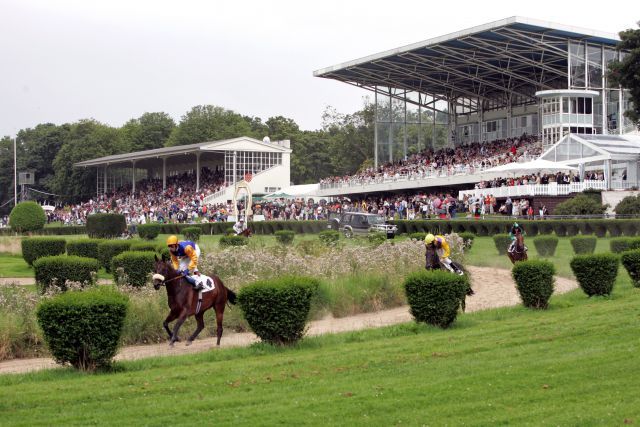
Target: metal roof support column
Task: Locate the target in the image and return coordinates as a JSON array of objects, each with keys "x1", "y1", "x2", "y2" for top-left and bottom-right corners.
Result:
[
  {"x1": 507, "y1": 98, "x2": 512, "y2": 139},
  {"x1": 104, "y1": 165, "x2": 108, "y2": 195},
  {"x1": 374, "y1": 89, "x2": 379, "y2": 169},
  {"x1": 196, "y1": 152, "x2": 201, "y2": 192},
  {"x1": 162, "y1": 157, "x2": 167, "y2": 191},
  {"x1": 96, "y1": 167, "x2": 99, "y2": 200},
  {"x1": 131, "y1": 160, "x2": 136, "y2": 198},
  {"x1": 618, "y1": 89, "x2": 623, "y2": 135},
  {"x1": 403, "y1": 91, "x2": 407, "y2": 160},
  {"x1": 478, "y1": 99, "x2": 484, "y2": 142},
  {"x1": 604, "y1": 159, "x2": 612, "y2": 190},
  {"x1": 388, "y1": 88, "x2": 393, "y2": 163}
]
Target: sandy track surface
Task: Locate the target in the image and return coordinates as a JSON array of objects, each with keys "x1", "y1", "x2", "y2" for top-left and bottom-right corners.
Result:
[{"x1": 0, "y1": 266, "x2": 578, "y2": 375}]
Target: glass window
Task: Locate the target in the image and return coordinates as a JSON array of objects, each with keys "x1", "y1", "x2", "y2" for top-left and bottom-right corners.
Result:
[
  {"x1": 570, "y1": 42, "x2": 586, "y2": 88},
  {"x1": 585, "y1": 98, "x2": 592, "y2": 115},
  {"x1": 562, "y1": 97, "x2": 569, "y2": 113},
  {"x1": 587, "y1": 45, "x2": 602, "y2": 89}
]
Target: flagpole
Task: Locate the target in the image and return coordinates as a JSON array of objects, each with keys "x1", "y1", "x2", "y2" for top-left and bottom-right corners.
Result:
[{"x1": 14, "y1": 137, "x2": 17, "y2": 206}]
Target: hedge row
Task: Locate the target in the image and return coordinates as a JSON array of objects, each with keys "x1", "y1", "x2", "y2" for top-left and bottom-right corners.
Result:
[
  {"x1": 33, "y1": 255, "x2": 100, "y2": 293},
  {"x1": 156, "y1": 220, "x2": 330, "y2": 235},
  {"x1": 21, "y1": 238, "x2": 67, "y2": 266}
]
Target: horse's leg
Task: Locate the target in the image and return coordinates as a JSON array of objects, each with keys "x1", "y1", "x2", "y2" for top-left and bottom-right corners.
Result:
[
  {"x1": 186, "y1": 312, "x2": 205, "y2": 345},
  {"x1": 215, "y1": 302, "x2": 225, "y2": 346},
  {"x1": 169, "y1": 309, "x2": 189, "y2": 347},
  {"x1": 163, "y1": 310, "x2": 179, "y2": 340}
]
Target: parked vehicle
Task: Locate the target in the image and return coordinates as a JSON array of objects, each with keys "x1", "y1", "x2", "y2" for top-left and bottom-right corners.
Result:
[{"x1": 329, "y1": 212, "x2": 397, "y2": 238}]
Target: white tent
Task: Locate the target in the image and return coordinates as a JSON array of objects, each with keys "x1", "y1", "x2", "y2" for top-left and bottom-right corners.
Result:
[
  {"x1": 484, "y1": 158, "x2": 579, "y2": 174},
  {"x1": 263, "y1": 184, "x2": 320, "y2": 199}
]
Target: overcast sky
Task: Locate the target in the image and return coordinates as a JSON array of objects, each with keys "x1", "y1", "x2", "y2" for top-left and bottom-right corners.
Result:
[{"x1": 0, "y1": 0, "x2": 636, "y2": 137}]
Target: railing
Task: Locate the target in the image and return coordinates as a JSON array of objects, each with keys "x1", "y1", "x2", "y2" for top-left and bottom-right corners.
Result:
[
  {"x1": 458, "y1": 180, "x2": 609, "y2": 200},
  {"x1": 202, "y1": 164, "x2": 282, "y2": 205}
]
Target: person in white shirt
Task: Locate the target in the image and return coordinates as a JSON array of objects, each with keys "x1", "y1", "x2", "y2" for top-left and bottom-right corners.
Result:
[{"x1": 233, "y1": 217, "x2": 247, "y2": 235}]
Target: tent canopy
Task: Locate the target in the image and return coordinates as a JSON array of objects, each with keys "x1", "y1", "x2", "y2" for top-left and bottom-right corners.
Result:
[{"x1": 484, "y1": 158, "x2": 579, "y2": 174}]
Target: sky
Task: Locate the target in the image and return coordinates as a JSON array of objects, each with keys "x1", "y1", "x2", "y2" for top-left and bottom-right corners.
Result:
[{"x1": 0, "y1": 0, "x2": 636, "y2": 137}]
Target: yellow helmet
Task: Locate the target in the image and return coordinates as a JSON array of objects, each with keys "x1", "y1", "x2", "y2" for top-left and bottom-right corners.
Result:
[
  {"x1": 166, "y1": 235, "x2": 179, "y2": 246},
  {"x1": 424, "y1": 233, "x2": 435, "y2": 244}
]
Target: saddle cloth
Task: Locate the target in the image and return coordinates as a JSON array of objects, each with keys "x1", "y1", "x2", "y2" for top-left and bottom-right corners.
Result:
[{"x1": 194, "y1": 274, "x2": 215, "y2": 292}]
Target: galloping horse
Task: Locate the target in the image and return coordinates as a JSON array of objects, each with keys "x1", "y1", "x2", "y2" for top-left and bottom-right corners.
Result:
[
  {"x1": 152, "y1": 255, "x2": 236, "y2": 347},
  {"x1": 507, "y1": 230, "x2": 528, "y2": 264},
  {"x1": 238, "y1": 228, "x2": 252, "y2": 238}
]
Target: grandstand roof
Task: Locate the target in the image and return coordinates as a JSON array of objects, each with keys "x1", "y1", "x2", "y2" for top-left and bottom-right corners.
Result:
[
  {"x1": 74, "y1": 136, "x2": 291, "y2": 168},
  {"x1": 541, "y1": 134, "x2": 640, "y2": 164},
  {"x1": 314, "y1": 16, "x2": 620, "y2": 109}
]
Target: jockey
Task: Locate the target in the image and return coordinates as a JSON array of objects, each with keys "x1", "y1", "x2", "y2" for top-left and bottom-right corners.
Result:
[
  {"x1": 508, "y1": 222, "x2": 527, "y2": 254},
  {"x1": 166, "y1": 235, "x2": 202, "y2": 290},
  {"x1": 233, "y1": 217, "x2": 247, "y2": 235},
  {"x1": 424, "y1": 233, "x2": 463, "y2": 275}
]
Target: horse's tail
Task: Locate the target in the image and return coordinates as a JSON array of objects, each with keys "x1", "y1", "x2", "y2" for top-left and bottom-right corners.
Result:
[{"x1": 226, "y1": 288, "x2": 237, "y2": 305}]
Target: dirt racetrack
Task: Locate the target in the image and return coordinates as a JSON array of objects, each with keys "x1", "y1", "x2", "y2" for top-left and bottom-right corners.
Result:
[{"x1": 0, "y1": 266, "x2": 578, "y2": 375}]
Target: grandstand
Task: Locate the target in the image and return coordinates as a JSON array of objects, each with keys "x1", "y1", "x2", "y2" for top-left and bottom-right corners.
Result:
[{"x1": 313, "y1": 16, "x2": 637, "y2": 199}]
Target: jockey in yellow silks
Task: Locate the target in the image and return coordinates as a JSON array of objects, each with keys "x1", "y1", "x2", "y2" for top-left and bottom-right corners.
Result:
[
  {"x1": 424, "y1": 233, "x2": 463, "y2": 275},
  {"x1": 166, "y1": 235, "x2": 202, "y2": 290}
]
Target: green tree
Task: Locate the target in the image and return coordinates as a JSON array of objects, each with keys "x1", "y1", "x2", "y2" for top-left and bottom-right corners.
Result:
[
  {"x1": 608, "y1": 22, "x2": 640, "y2": 125},
  {"x1": 322, "y1": 104, "x2": 374, "y2": 176},
  {"x1": 166, "y1": 105, "x2": 253, "y2": 146},
  {"x1": 120, "y1": 112, "x2": 175, "y2": 151},
  {"x1": 266, "y1": 116, "x2": 300, "y2": 141},
  {"x1": 18, "y1": 123, "x2": 70, "y2": 192}
]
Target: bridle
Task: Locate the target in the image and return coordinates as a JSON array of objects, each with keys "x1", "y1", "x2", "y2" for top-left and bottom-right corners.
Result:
[{"x1": 152, "y1": 272, "x2": 185, "y2": 287}]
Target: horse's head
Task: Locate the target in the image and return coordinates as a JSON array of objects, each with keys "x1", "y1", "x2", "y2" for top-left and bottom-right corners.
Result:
[{"x1": 152, "y1": 254, "x2": 172, "y2": 290}]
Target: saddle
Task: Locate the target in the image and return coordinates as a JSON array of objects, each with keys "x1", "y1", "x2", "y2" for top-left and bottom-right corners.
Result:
[{"x1": 193, "y1": 274, "x2": 215, "y2": 292}]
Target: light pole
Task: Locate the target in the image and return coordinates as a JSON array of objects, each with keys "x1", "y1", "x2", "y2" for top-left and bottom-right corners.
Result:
[{"x1": 13, "y1": 137, "x2": 17, "y2": 206}]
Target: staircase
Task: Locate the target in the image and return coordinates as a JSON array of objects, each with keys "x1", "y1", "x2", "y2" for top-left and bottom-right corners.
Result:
[{"x1": 202, "y1": 165, "x2": 280, "y2": 205}]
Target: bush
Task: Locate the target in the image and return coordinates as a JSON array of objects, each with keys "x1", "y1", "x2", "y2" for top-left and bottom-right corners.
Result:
[
  {"x1": 274, "y1": 230, "x2": 295, "y2": 245},
  {"x1": 492, "y1": 234, "x2": 511, "y2": 255},
  {"x1": 614, "y1": 194, "x2": 640, "y2": 215},
  {"x1": 111, "y1": 251, "x2": 156, "y2": 287},
  {"x1": 86, "y1": 214, "x2": 126, "y2": 239},
  {"x1": 129, "y1": 242, "x2": 158, "y2": 252},
  {"x1": 33, "y1": 255, "x2": 100, "y2": 293},
  {"x1": 183, "y1": 226, "x2": 202, "y2": 242},
  {"x1": 610, "y1": 237, "x2": 633, "y2": 253},
  {"x1": 9, "y1": 201, "x2": 46, "y2": 233},
  {"x1": 137, "y1": 224, "x2": 160, "y2": 240},
  {"x1": 533, "y1": 236, "x2": 559, "y2": 257},
  {"x1": 21, "y1": 237, "x2": 67, "y2": 266},
  {"x1": 219, "y1": 235, "x2": 248, "y2": 248},
  {"x1": 537, "y1": 222, "x2": 554, "y2": 235},
  {"x1": 318, "y1": 230, "x2": 340, "y2": 246},
  {"x1": 552, "y1": 222, "x2": 567, "y2": 237},
  {"x1": 621, "y1": 249, "x2": 640, "y2": 288},
  {"x1": 409, "y1": 232, "x2": 427, "y2": 241},
  {"x1": 570, "y1": 253, "x2": 619, "y2": 296},
  {"x1": 97, "y1": 241, "x2": 132, "y2": 272},
  {"x1": 570, "y1": 236, "x2": 597, "y2": 254},
  {"x1": 459, "y1": 232, "x2": 475, "y2": 249},
  {"x1": 511, "y1": 260, "x2": 556, "y2": 309},
  {"x1": 592, "y1": 220, "x2": 608, "y2": 237},
  {"x1": 36, "y1": 287, "x2": 128, "y2": 370},
  {"x1": 403, "y1": 270, "x2": 468, "y2": 328},
  {"x1": 565, "y1": 221, "x2": 580, "y2": 236},
  {"x1": 554, "y1": 194, "x2": 608, "y2": 216},
  {"x1": 66, "y1": 239, "x2": 102, "y2": 260},
  {"x1": 237, "y1": 276, "x2": 318, "y2": 345},
  {"x1": 367, "y1": 232, "x2": 387, "y2": 246}
]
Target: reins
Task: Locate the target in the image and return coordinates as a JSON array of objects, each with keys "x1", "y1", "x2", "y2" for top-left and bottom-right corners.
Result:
[{"x1": 155, "y1": 274, "x2": 186, "y2": 286}]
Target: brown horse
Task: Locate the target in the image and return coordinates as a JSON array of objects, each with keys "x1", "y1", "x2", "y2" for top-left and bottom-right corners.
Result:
[
  {"x1": 507, "y1": 231, "x2": 528, "y2": 264},
  {"x1": 152, "y1": 255, "x2": 236, "y2": 347},
  {"x1": 238, "y1": 228, "x2": 252, "y2": 237}
]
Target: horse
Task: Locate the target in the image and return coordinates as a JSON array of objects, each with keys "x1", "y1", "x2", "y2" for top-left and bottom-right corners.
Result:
[
  {"x1": 152, "y1": 255, "x2": 236, "y2": 347},
  {"x1": 238, "y1": 228, "x2": 252, "y2": 238},
  {"x1": 425, "y1": 244, "x2": 473, "y2": 297},
  {"x1": 507, "y1": 230, "x2": 528, "y2": 264}
]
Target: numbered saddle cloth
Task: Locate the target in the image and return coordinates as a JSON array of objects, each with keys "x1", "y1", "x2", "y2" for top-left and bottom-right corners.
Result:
[{"x1": 194, "y1": 275, "x2": 215, "y2": 292}]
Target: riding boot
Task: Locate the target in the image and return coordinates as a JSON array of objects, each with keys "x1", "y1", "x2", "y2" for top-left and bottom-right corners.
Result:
[{"x1": 184, "y1": 274, "x2": 202, "y2": 290}]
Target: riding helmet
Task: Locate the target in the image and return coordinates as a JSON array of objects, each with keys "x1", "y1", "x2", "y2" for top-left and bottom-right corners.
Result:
[
  {"x1": 166, "y1": 235, "x2": 179, "y2": 246},
  {"x1": 424, "y1": 233, "x2": 435, "y2": 244}
]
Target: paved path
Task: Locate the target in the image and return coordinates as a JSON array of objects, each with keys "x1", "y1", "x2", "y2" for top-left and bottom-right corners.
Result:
[{"x1": 0, "y1": 278, "x2": 112, "y2": 286}]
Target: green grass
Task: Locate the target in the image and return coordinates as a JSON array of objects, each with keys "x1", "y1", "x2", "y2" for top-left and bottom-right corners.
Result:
[{"x1": 0, "y1": 253, "x2": 32, "y2": 277}]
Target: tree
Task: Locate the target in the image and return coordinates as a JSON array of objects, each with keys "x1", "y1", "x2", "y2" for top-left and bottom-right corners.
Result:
[
  {"x1": 120, "y1": 112, "x2": 175, "y2": 152},
  {"x1": 265, "y1": 116, "x2": 300, "y2": 141},
  {"x1": 165, "y1": 105, "x2": 253, "y2": 147},
  {"x1": 608, "y1": 22, "x2": 640, "y2": 125},
  {"x1": 554, "y1": 194, "x2": 608, "y2": 216},
  {"x1": 18, "y1": 123, "x2": 70, "y2": 192},
  {"x1": 615, "y1": 194, "x2": 640, "y2": 215}
]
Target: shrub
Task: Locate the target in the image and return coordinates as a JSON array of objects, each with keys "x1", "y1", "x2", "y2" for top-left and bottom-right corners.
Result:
[
  {"x1": 137, "y1": 224, "x2": 160, "y2": 240},
  {"x1": 533, "y1": 236, "x2": 559, "y2": 257},
  {"x1": 403, "y1": 270, "x2": 468, "y2": 328},
  {"x1": 66, "y1": 239, "x2": 102, "y2": 260},
  {"x1": 570, "y1": 253, "x2": 619, "y2": 296},
  {"x1": 607, "y1": 222, "x2": 622, "y2": 237},
  {"x1": 21, "y1": 237, "x2": 66, "y2": 266},
  {"x1": 97, "y1": 241, "x2": 132, "y2": 272},
  {"x1": 274, "y1": 230, "x2": 295, "y2": 245},
  {"x1": 318, "y1": 230, "x2": 340, "y2": 246},
  {"x1": 610, "y1": 237, "x2": 633, "y2": 253},
  {"x1": 111, "y1": 251, "x2": 156, "y2": 287},
  {"x1": 537, "y1": 222, "x2": 554, "y2": 235},
  {"x1": 592, "y1": 220, "x2": 608, "y2": 237},
  {"x1": 551, "y1": 222, "x2": 567, "y2": 237},
  {"x1": 614, "y1": 194, "x2": 640, "y2": 215},
  {"x1": 367, "y1": 232, "x2": 387, "y2": 246},
  {"x1": 33, "y1": 255, "x2": 100, "y2": 293},
  {"x1": 237, "y1": 276, "x2": 318, "y2": 345},
  {"x1": 36, "y1": 287, "x2": 128, "y2": 370},
  {"x1": 511, "y1": 260, "x2": 556, "y2": 309},
  {"x1": 225, "y1": 227, "x2": 235, "y2": 236},
  {"x1": 129, "y1": 242, "x2": 158, "y2": 252},
  {"x1": 492, "y1": 234, "x2": 511, "y2": 255},
  {"x1": 409, "y1": 232, "x2": 427, "y2": 241},
  {"x1": 621, "y1": 249, "x2": 640, "y2": 288},
  {"x1": 554, "y1": 194, "x2": 608, "y2": 216},
  {"x1": 9, "y1": 201, "x2": 46, "y2": 233},
  {"x1": 570, "y1": 236, "x2": 597, "y2": 254},
  {"x1": 565, "y1": 221, "x2": 580, "y2": 236},
  {"x1": 183, "y1": 226, "x2": 202, "y2": 242},
  {"x1": 619, "y1": 220, "x2": 638, "y2": 236},
  {"x1": 219, "y1": 235, "x2": 248, "y2": 248},
  {"x1": 86, "y1": 213, "x2": 126, "y2": 239},
  {"x1": 459, "y1": 232, "x2": 475, "y2": 250}
]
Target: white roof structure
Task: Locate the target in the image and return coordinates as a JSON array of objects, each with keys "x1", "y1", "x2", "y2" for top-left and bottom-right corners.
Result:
[
  {"x1": 484, "y1": 158, "x2": 578, "y2": 174},
  {"x1": 264, "y1": 184, "x2": 320, "y2": 198},
  {"x1": 541, "y1": 134, "x2": 640, "y2": 164}
]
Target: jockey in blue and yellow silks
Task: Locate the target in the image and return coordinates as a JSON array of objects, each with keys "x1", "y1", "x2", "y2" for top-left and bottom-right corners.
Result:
[{"x1": 167, "y1": 235, "x2": 202, "y2": 290}]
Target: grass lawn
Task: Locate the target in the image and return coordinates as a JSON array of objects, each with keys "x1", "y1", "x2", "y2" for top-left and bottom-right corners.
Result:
[
  {"x1": 0, "y1": 253, "x2": 33, "y2": 277},
  {"x1": 1, "y1": 258, "x2": 639, "y2": 424}
]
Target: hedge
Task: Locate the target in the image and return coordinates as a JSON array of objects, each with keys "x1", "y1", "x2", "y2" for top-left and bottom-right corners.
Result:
[
  {"x1": 610, "y1": 237, "x2": 633, "y2": 254},
  {"x1": 533, "y1": 236, "x2": 559, "y2": 257},
  {"x1": 66, "y1": 239, "x2": 102, "y2": 260},
  {"x1": 183, "y1": 226, "x2": 202, "y2": 242},
  {"x1": 21, "y1": 237, "x2": 67, "y2": 266},
  {"x1": 237, "y1": 276, "x2": 319, "y2": 345},
  {"x1": 459, "y1": 232, "x2": 475, "y2": 249},
  {"x1": 409, "y1": 232, "x2": 427, "y2": 241},
  {"x1": 570, "y1": 236, "x2": 597, "y2": 255},
  {"x1": 318, "y1": 230, "x2": 340, "y2": 246},
  {"x1": 97, "y1": 241, "x2": 132, "y2": 272},
  {"x1": 492, "y1": 234, "x2": 511, "y2": 255},
  {"x1": 156, "y1": 220, "x2": 329, "y2": 236},
  {"x1": 129, "y1": 242, "x2": 158, "y2": 252},
  {"x1": 274, "y1": 230, "x2": 295, "y2": 245},
  {"x1": 111, "y1": 251, "x2": 156, "y2": 287},
  {"x1": 36, "y1": 287, "x2": 129, "y2": 370},
  {"x1": 570, "y1": 253, "x2": 619, "y2": 296},
  {"x1": 86, "y1": 213, "x2": 126, "y2": 239},
  {"x1": 137, "y1": 224, "x2": 160, "y2": 240},
  {"x1": 367, "y1": 231, "x2": 387, "y2": 246},
  {"x1": 511, "y1": 260, "x2": 556, "y2": 309},
  {"x1": 404, "y1": 270, "x2": 469, "y2": 328},
  {"x1": 219, "y1": 235, "x2": 248, "y2": 248},
  {"x1": 620, "y1": 249, "x2": 640, "y2": 288},
  {"x1": 9, "y1": 201, "x2": 46, "y2": 233},
  {"x1": 33, "y1": 255, "x2": 100, "y2": 293}
]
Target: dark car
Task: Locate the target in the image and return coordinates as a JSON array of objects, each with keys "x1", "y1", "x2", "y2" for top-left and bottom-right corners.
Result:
[{"x1": 329, "y1": 212, "x2": 397, "y2": 238}]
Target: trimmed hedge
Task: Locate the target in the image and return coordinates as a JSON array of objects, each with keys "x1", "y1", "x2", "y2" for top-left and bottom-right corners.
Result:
[
  {"x1": 367, "y1": 231, "x2": 387, "y2": 246},
  {"x1": 9, "y1": 201, "x2": 46, "y2": 233},
  {"x1": 129, "y1": 242, "x2": 158, "y2": 252},
  {"x1": 97, "y1": 241, "x2": 132, "y2": 272},
  {"x1": 237, "y1": 276, "x2": 319, "y2": 345},
  {"x1": 403, "y1": 270, "x2": 469, "y2": 328},
  {"x1": 554, "y1": 194, "x2": 608, "y2": 216},
  {"x1": 459, "y1": 232, "x2": 475, "y2": 249},
  {"x1": 511, "y1": 260, "x2": 556, "y2": 309},
  {"x1": 137, "y1": 224, "x2": 160, "y2": 240},
  {"x1": 621, "y1": 249, "x2": 640, "y2": 288},
  {"x1": 570, "y1": 236, "x2": 597, "y2": 255},
  {"x1": 219, "y1": 235, "x2": 248, "y2": 248},
  {"x1": 156, "y1": 220, "x2": 329, "y2": 236},
  {"x1": 274, "y1": 230, "x2": 295, "y2": 245},
  {"x1": 533, "y1": 236, "x2": 559, "y2": 257},
  {"x1": 66, "y1": 239, "x2": 102, "y2": 260},
  {"x1": 86, "y1": 213, "x2": 126, "y2": 239},
  {"x1": 409, "y1": 232, "x2": 427, "y2": 241},
  {"x1": 610, "y1": 237, "x2": 633, "y2": 254},
  {"x1": 318, "y1": 230, "x2": 340, "y2": 246},
  {"x1": 33, "y1": 255, "x2": 100, "y2": 293},
  {"x1": 183, "y1": 226, "x2": 202, "y2": 242},
  {"x1": 570, "y1": 253, "x2": 619, "y2": 296},
  {"x1": 111, "y1": 251, "x2": 156, "y2": 287},
  {"x1": 492, "y1": 234, "x2": 511, "y2": 255},
  {"x1": 36, "y1": 287, "x2": 128, "y2": 370},
  {"x1": 21, "y1": 237, "x2": 67, "y2": 266}
]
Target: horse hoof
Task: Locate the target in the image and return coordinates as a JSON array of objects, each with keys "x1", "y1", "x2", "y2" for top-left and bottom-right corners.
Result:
[{"x1": 186, "y1": 340, "x2": 192, "y2": 346}]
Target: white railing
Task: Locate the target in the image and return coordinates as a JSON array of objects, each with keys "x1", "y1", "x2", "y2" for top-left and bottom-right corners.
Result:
[{"x1": 458, "y1": 180, "x2": 609, "y2": 200}]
